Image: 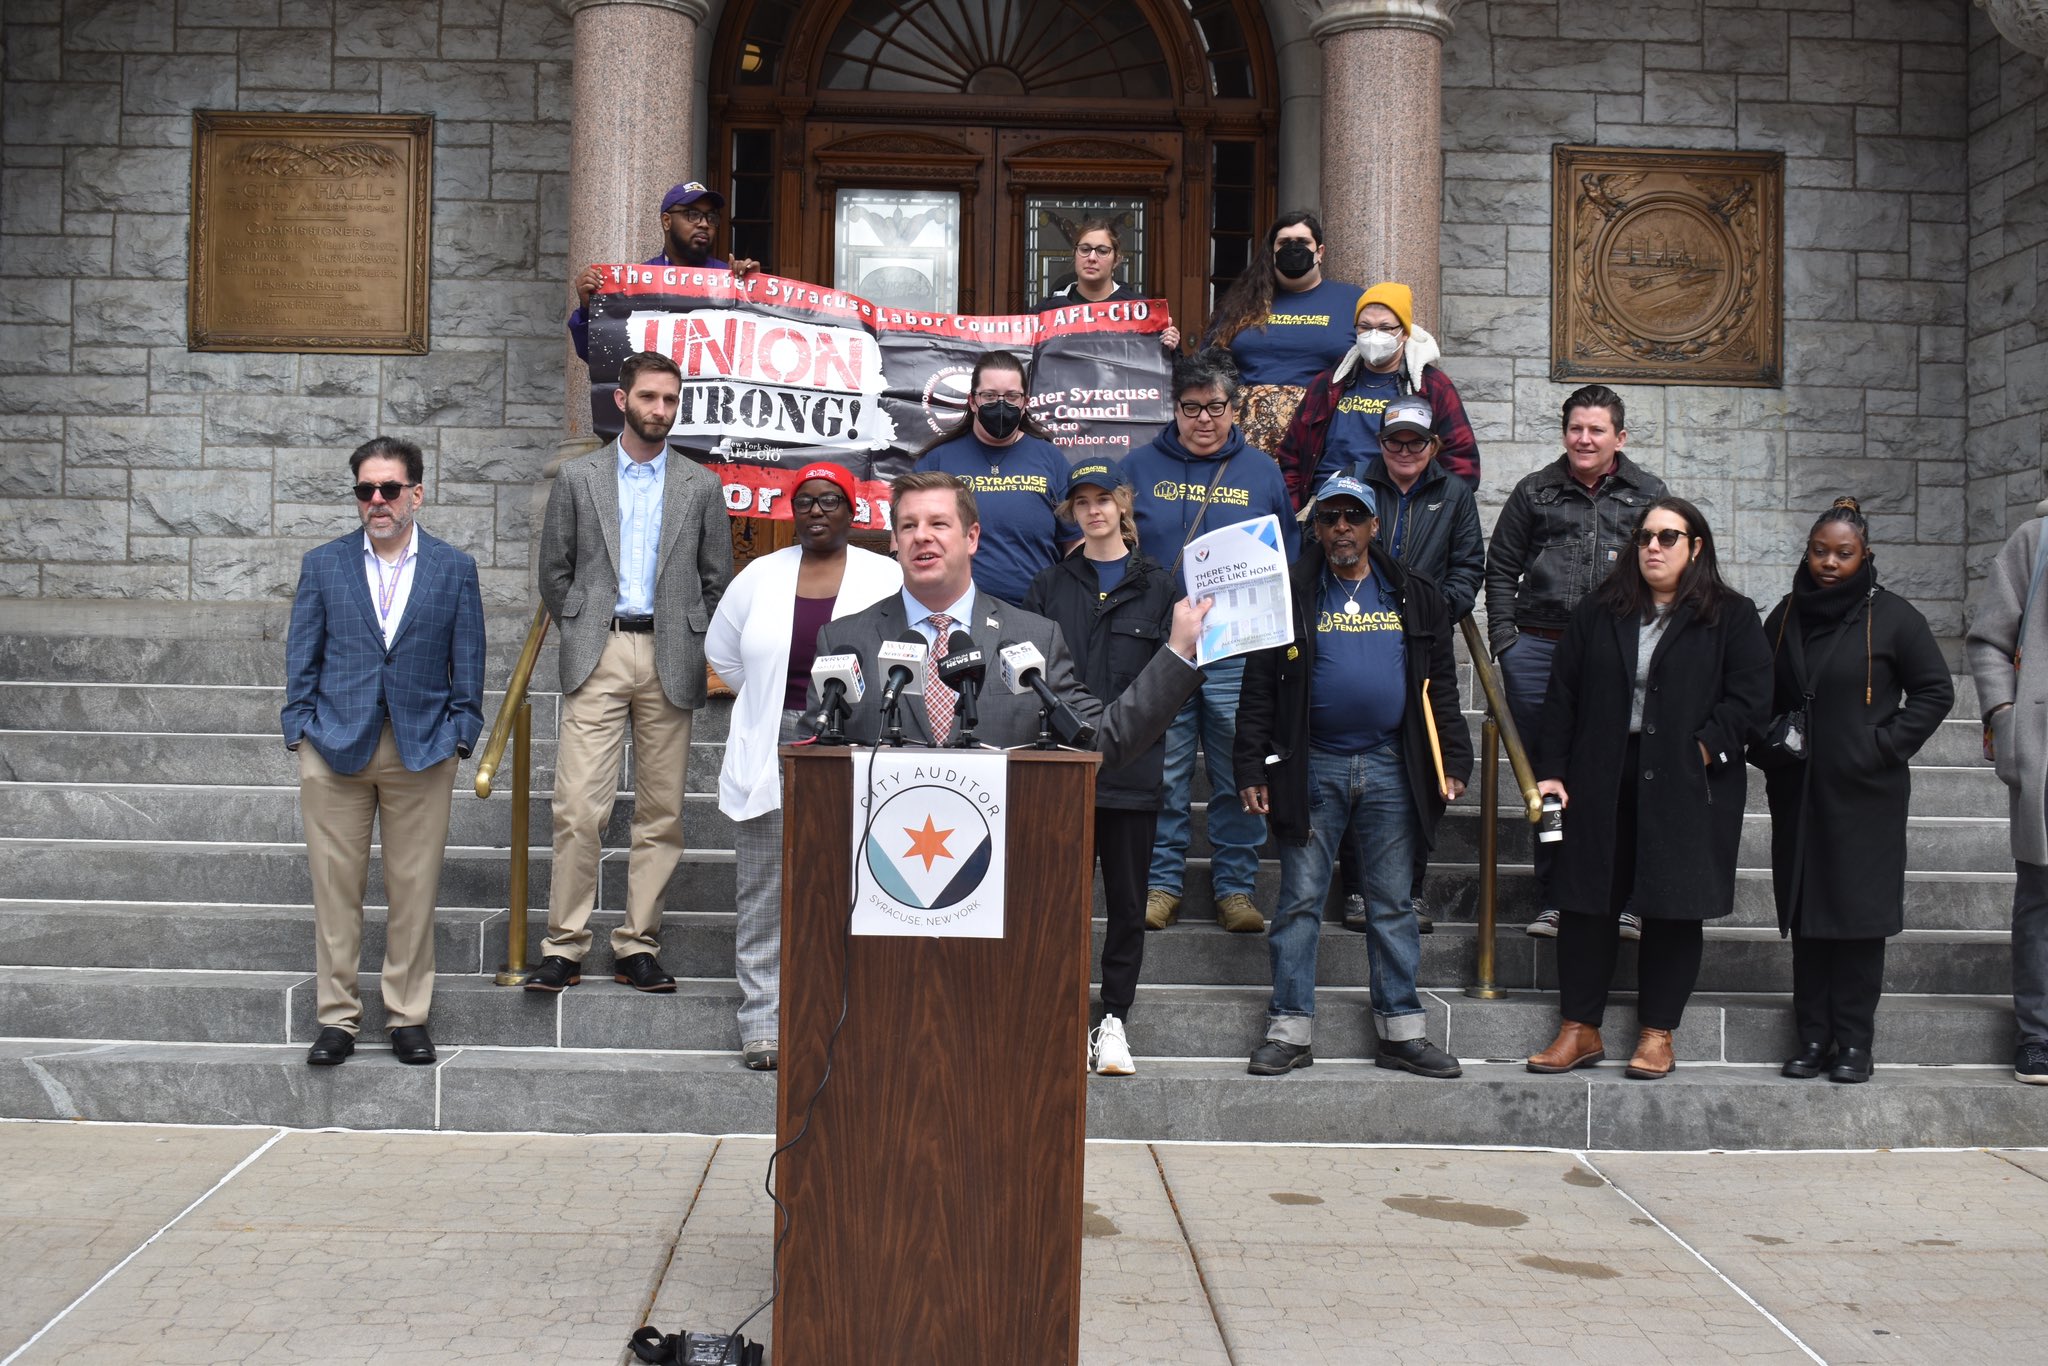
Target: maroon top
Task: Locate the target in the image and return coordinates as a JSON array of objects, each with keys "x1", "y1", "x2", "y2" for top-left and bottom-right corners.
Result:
[{"x1": 785, "y1": 594, "x2": 837, "y2": 710}]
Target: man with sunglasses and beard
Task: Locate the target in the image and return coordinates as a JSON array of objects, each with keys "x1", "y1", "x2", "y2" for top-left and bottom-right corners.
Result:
[
  {"x1": 1234, "y1": 473, "x2": 1471, "y2": 1079},
  {"x1": 285, "y1": 436, "x2": 486, "y2": 1066},
  {"x1": 530, "y1": 351, "x2": 734, "y2": 997}
]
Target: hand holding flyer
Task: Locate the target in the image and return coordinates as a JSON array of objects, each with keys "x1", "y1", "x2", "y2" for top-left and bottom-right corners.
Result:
[{"x1": 1180, "y1": 514, "x2": 1294, "y2": 667}]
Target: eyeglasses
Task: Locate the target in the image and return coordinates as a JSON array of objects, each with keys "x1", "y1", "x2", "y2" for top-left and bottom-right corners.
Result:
[
  {"x1": 353, "y1": 481, "x2": 412, "y2": 503},
  {"x1": 669, "y1": 207, "x2": 717, "y2": 224},
  {"x1": 974, "y1": 390, "x2": 1026, "y2": 405},
  {"x1": 1075, "y1": 244, "x2": 1115, "y2": 258},
  {"x1": 791, "y1": 492, "x2": 847, "y2": 514},
  {"x1": 1634, "y1": 527, "x2": 1687, "y2": 549},
  {"x1": 1177, "y1": 400, "x2": 1231, "y2": 419},
  {"x1": 1313, "y1": 506, "x2": 1371, "y2": 527},
  {"x1": 1380, "y1": 434, "x2": 1432, "y2": 454}
]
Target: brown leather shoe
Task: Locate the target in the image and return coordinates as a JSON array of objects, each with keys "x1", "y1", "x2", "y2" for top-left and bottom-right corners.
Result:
[
  {"x1": 1526, "y1": 1021, "x2": 1605, "y2": 1073},
  {"x1": 1625, "y1": 1027, "x2": 1675, "y2": 1079}
]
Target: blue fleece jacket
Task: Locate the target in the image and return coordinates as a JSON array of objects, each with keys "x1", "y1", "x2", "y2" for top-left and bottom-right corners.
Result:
[{"x1": 1122, "y1": 421, "x2": 1299, "y2": 569}]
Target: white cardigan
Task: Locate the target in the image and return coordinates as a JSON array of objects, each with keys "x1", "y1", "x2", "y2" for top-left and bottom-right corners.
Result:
[{"x1": 705, "y1": 544, "x2": 903, "y2": 821}]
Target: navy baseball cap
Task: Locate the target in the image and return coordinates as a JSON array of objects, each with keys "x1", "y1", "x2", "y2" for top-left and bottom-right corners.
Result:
[
  {"x1": 661, "y1": 181, "x2": 726, "y2": 213},
  {"x1": 1065, "y1": 459, "x2": 1127, "y2": 495},
  {"x1": 1380, "y1": 394, "x2": 1434, "y2": 439},
  {"x1": 1313, "y1": 472, "x2": 1378, "y2": 516}
]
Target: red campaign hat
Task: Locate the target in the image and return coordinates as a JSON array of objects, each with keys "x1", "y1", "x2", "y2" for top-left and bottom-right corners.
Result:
[{"x1": 793, "y1": 462, "x2": 857, "y2": 502}]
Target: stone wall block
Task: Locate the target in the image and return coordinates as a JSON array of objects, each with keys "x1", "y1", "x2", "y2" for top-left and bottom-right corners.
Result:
[
  {"x1": 0, "y1": 442, "x2": 65, "y2": 496},
  {"x1": 1866, "y1": 414, "x2": 1967, "y2": 461},
  {"x1": 271, "y1": 502, "x2": 356, "y2": 539},
  {"x1": 298, "y1": 355, "x2": 380, "y2": 398},
  {"x1": 332, "y1": 0, "x2": 438, "y2": 60},
  {"x1": 188, "y1": 536, "x2": 321, "y2": 598},
  {"x1": 2008, "y1": 341, "x2": 2048, "y2": 413},
  {"x1": 63, "y1": 0, "x2": 174, "y2": 50},
  {"x1": 1641, "y1": 71, "x2": 1734, "y2": 126},
  {"x1": 74, "y1": 346, "x2": 148, "y2": 377},
  {"x1": 1441, "y1": 294, "x2": 1547, "y2": 357},
  {"x1": 1921, "y1": 361, "x2": 1968, "y2": 417},
  {"x1": 497, "y1": 0, "x2": 573, "y2": 61},
  {"x1": 40, "y1": 562, "x2": 188, "y2": 598},
  {"x1": 1492, "y1": 38, "x2": 1642, "y2": 94},
  {"x1": 238, "y1": 28, "x2": 332, "y2": 88},
  {"x1": 69, "y1": 414, "x2": 204, "y2": 467},
  {"x1": 1788, "y1": 39, "x2": 1899, "y2": 105},
  {"x1": 273, "y1": 447, "x2": 352, "y2": 503},
  {"x1": 1856, "y1": 278, "x2": 1965, "y2": 323},
  {"x1": 1858, "y1": 137, "x2": 1967, "y2": 194},
  {"x1": 149, "y1": 350, "x2": 297, "y2": 395},
  {"x1": 1557, "y1": 0, "x2": 1696, "y2": 43},
  {"x1": 1852, "y1": 0, "x2": 1964, "y2": 44},
  {"x1": 0, "y1": 281, "x2": 70, "y2": 329},
  {"x1": 1703, "y1": 10, "x2": 1786, "y2": 73},
  {"x1": 122, "y1": 53, "x2": 236, "y2": 114},
  {"x1": 1919, "y1": 484, "x2": 1966, "y2": 538},
  {"x1": 0, "y1": 325, "x2": 72, "y2": 375},
  {"x1": 490, "y1": 120, "x2": 569, "y2": 174},
  {"x1": 1968, "y1": 250, "x2": 2038, "y2": 334},
  {"x1": 0, "y1": 233, "x2": 113, "y2": 278},
  {"x1": 110, "y1": 212, "x2": 189, "y2": 277},
  {"x1": 1786, "y1": 189, "x2": 1909, "y2": 252},
  {"x1": 1, "y1": 81, "x2": 121, "y2": 145},
  {"x1": 432, "y1": 200, "x2": 537, "y2": 279},
  {"x1": 1784, "y1": 249, "x2": 1858, "y2": 321},
  {"x1": 380, "y1": 62, "x2": 536, "y2": 123},
  {"x1": 382, "y1": 350, "x2": 507, "y2": 428},
  {"x1": 1900, "y1": 69, "x2": 1969, "y2": 139},
  {"x1": 1662, "y1": 386, "x2": 1795, "y2": 432},
  {"x1": 437, "y1": 425, "x2": 555, "y2": 484},
  {"x1": 2, "y1": 169, "x2": 66, "y2": 236},
  {"x1": 71, "y1": 279, "x2": 185, "y2": 346},
  {"x1": 0, "y1": 498, "x2": 126, "y2": 560},
  {"x1": 424, "y1": 503, "x2": 494, "y2": 558},
  {"x1": 0, "y1": 375, "x2": 147, "y2": 415},
  {"x1": 429, "y1": 281, "x2": 560, "y2": 341},
  {"x1": 1438, "y1": 89, "x2": 1597, "y2": 153},
  {"x1": 1784, "y1": 320, "x2": 1918, "y2": 388},
  {"x1": 203, "y1": 395, "x2": 376, "y2": 447},
  {"x1": 63, "y1": 147, "x2": 188, "y2": 212},
  {"x1": 1788, "y1": 453, "x2": 1918, "y2": 511},
  {"x1": 1965, "y1": 412, "x2": 2043, "y2": 477},
  {"x1": 1909, "y1": 221, "x2": 1969, "y2": 282},
  {"x1": 434, "y1": 146, "x2": 493, "y2": 202},
  {"x1": 6, "y1": 24, "x2": 63, "y2": 81},
  {"x1": 1869, "y1": 542, "x2": 1963, "y2": 599}
]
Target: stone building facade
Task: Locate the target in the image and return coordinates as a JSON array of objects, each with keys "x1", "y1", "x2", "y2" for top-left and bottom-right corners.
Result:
[{"x1": 1, "y1": 0, "x2": 2045, "y2": 631}]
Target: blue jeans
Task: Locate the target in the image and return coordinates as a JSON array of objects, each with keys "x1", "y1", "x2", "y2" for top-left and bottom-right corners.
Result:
[
  {"x1": 1149, "y1": 655, "x2": 1266, "y2": 898},
  {"x1": 1265, "y1": 745, "x2": 1424, "y2": 1045},
  {"x1": 1497, "y1": 632, "x2": 1558, "y2": 900}
]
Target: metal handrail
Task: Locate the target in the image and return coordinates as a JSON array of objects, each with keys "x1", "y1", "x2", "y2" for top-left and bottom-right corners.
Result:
[
  {"x1": 475, "y1": 602, "x2": 552, "y2": 985},
  {"x1": 1458, "y1": 615, "x2": 1543, "y2": 1001}
]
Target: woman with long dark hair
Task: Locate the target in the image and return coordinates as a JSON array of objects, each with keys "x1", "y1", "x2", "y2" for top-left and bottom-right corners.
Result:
[
  {"x1": 1203, "y1": 212, "x2": 1362, "y2": 454},
  {"x1": 1755, "y1": 498, "x2": 1953, "y2": 1083},
  {"x1": 1526, "y1": 496, "x2": 1772, "y2": 1080},
  {"x1": 913, "y1": 349, "x2": 1072, "y2": 605}
]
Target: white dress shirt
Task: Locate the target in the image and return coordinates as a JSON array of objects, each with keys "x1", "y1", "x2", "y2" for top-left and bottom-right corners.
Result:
[{"x1": 362, "y1": 525, "x2": 419, "y2": 650}]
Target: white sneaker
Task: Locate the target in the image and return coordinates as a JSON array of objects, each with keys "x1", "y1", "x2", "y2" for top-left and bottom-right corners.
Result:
[
  {"x1": 1090, "y1": 1016, "x2": 1136, "y2": 1076},
  {"x1": 1525, "y1": 908, "x2": 1561, "y2": 938},
  {"x1": 1619, "y1": 913, "x2": 1643, "y2": 941}
]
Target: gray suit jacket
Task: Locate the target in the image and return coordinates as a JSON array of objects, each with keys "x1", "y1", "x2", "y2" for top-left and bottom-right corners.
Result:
[
  {"x1": 810, "y1": 591, "x2": 1200, "y2": 769},
  {"x1": 1968, "y1": 514, "x2": 2048, "y2": 864},
  {"x1": 538, "y1": 441, "x2": 734, "y2": 709}
]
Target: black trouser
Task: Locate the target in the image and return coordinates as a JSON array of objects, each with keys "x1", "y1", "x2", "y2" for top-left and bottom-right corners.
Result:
[
  {"x1": 1791, "y1": 934, "x2": 1886, "y2": 1053},
  {"x1": 1097, "y1": 806, "x2": 1157, "y2": 1019},
  {"x1": 1555, "y1": 735, "x2": 1706, "y2": 1032}
]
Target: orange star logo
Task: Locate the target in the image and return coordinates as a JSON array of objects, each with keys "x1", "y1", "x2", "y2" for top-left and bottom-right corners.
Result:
[{"x1": 901, "y1": 814, "x2": 955, "y2": 872}]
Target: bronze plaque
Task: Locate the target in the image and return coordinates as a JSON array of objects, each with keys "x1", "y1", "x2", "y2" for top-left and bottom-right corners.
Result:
[
  {"x1": 189, "y1": 111, "x2": 432, "y2": 353},
  {"x1": 1550, "y1": 145, "x2": 1783, "y2": 387}
]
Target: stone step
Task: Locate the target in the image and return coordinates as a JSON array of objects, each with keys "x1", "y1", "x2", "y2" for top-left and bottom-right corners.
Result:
[
  {"x1": 0, "y1": 1040, "x2": 2032, "y2": 1148},
  {"x1": 0, "y1": 630, "x2": 547, "y2": 688},
  {"x1": 0, "y1": 962, "x2": 2021, "y2": 1065}
]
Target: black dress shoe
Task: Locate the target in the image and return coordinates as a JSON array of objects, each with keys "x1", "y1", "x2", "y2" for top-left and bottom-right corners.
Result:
[
  {"x1": 1781, "y1": 1041, "x2": 1832, "y2": 1079},
  {"x1": 613, "y1": 952, "x2": 677, "y2": 993},
  {"x1": 306, "y1": 1026, "x2": 355, "y2": 1066},
  {"x1": 525, "y1": 955, "x2": 582, "y2": 993},
  {"x1": 389, "y1": 1025, "x2": 436, "y2": 1064},
  {"x1": 1828, "y1": 1046, "x2": 1873, "y2": 1083},
  {"x1": 1246, "y1": 1039, "x2": 1313, "y2": 1075}
]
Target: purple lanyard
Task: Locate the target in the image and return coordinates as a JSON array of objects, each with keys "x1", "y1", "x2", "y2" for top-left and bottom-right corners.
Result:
[{"x1": 373, "y1": 543, "x2": 415, "y2": 624}]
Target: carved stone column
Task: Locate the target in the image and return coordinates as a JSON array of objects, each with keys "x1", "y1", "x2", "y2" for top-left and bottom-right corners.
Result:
[
  {"x1": 1304, "y1": 0, "x2": 1461, "y2": 330},
  {"x1": 1978, "y1": 0, "x2": 2048, "y2": 59}
]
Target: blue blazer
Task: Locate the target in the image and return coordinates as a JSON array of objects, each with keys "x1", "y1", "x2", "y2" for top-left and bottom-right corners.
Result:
[{"x1": 282, "y1": 529, "x2": 487, "y2": 775}]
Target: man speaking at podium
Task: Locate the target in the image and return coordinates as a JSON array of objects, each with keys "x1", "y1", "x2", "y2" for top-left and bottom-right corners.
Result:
[{"x1": 810, "y1": 471, "x2": 1209, "y2": 759}]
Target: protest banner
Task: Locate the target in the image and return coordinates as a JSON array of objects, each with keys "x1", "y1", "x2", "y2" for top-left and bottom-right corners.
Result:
[{"x1": 582, "y1": 264, "x2": 1172, "y2": 529}]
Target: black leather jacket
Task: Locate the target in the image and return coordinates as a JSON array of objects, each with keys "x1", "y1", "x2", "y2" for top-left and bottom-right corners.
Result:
[{"x1": 1482, "y1": 453, "x2": 1667, "y2": 655}]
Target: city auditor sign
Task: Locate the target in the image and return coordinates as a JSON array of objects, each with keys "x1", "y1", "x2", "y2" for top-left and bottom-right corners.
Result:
[{"x1": 850, "y1": 750, "x2": 1008, "y2": 938}]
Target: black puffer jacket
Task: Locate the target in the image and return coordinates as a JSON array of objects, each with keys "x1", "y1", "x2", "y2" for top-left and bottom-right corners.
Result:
[
  {"x1": 1483, "y1": 453, "x2": 1667, "y2": 655},
  {"x1": 1022, "y1": 548, "x2": 1178, "y2": 810}
]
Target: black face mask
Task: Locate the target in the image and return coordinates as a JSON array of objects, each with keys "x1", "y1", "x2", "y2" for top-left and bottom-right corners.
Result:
[
  {"x1": 1274, "y1": 241, "x2": 1317, "y2": 279},
  {"x1": 977, "y1": 399, "x2": 1023, "y2": 442}
]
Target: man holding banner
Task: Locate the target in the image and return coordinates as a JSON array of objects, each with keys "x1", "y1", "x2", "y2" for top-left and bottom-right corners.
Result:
[
  {"x1": 809, "y1": 471, "x2": 1209, "y2": 762},
  {"x1": 1233, "y1": 472, "x2": 1471, "y2": 1080},
  {"x1": 567, "y1": 180, "x2": 758, "y2": 363}
]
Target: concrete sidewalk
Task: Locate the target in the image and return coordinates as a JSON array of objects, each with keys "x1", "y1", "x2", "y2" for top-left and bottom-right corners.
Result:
[{"x1": 4, "y1": 1122, "x2": 2046, "y2": 1364}]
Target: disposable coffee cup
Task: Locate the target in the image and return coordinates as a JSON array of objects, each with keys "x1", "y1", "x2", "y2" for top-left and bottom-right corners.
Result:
[{"x1": 1537, "y1": 794, "x2": 1565, "y2": 844}]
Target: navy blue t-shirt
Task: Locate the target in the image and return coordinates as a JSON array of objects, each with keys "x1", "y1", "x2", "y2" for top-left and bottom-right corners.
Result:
[
  {"x1": 1226, "y1": 280, "x2": 1365, "y2": 387},
  {"x1": 1315, "y1": 367, "x2": 1403, "y2": 484},
  {"x1": 914, "y1": 433, "x2": 1075, "y2": 605},
  {"x1": 1309, "y1": 568, "x2": 1406, "y2": 756},
  {"x1": 1091, "y1": 553, "x2": 1129, "y2": 598}
]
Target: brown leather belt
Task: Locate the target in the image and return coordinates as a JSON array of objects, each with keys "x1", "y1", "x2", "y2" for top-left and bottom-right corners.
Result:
[{"x1": 1518, "y1": 625, "x2": 1565, "y2": 641}]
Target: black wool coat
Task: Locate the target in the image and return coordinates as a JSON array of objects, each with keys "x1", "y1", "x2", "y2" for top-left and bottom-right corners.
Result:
[
  {"x1": 1535, "y1": 591, "x2": 1772, "y2": 921},
  {"x1": 1233, "y1": 542, "x2": 1472, "y2": 847},
  {"x1": 1753, "y1": 571, "x2": 1954, "y2": 939},
  {"x1": 1022, "y1": 547, "x2": 1178, "y2": 810}
]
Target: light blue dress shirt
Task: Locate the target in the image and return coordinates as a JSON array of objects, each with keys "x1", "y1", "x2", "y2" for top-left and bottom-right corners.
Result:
[
  {"x1": 614, "y1": 443, "x2": 666, "y2": 617},
  {"x1": 901, "y1": 585, "x2": 978, "y2": 650}
]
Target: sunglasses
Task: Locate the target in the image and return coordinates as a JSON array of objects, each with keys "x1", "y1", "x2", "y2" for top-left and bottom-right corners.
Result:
[
  {"x1": 791, "y1": 492, "x2": 847, "y2": 514},
  {"x1": 1634, "y1": 527, "x2": 1688, "y2": 549},
  {"x1": 353, "y1": 481, "x2": 413, "y2": 503},
  {"x1": 1313, "y1": 506, "x2": 1371, "y2": 527}
]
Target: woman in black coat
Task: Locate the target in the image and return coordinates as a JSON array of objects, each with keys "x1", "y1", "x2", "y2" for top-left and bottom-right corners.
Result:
[
  {"x1": 1526, "y1": 496, "x2": 1772, "y2": 1080},
  {"x1": 1754, "y1": 498, "x2": 1954, "y2": 1083},
  {"x1": 1023, "y1": 458, "x2": 1177, "y2": 1078}
]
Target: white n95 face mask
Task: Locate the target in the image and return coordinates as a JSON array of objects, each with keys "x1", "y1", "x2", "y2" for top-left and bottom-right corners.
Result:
[{"x1": 1356, "y1": 329, "x2": 1402, "y2": 366}]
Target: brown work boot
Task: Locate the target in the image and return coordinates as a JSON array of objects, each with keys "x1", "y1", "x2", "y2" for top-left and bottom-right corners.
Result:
[
  {"x1": 1215, "y1": 893, "x2": 1265, "y2": 934},
  {"x1": 1144, "y1": 888, "x2": 1181, "y2": 931},
  {"x1": 1526, "y1": 1020, "x2": 1605, "y2": 1074},
  {"x1": 1625, "y1": 1027, "x2": 1675, "y2": 1079}
]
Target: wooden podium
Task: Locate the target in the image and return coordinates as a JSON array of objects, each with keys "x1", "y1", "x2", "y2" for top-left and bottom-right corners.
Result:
[{"x1": 772, "y1": 745, "x2": 1099, "y2": 1363}]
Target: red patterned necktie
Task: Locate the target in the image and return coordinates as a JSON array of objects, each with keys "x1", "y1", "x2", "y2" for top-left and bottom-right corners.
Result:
[{"x1": 924, "y1": 614, "x2": 956, "y2": 744}]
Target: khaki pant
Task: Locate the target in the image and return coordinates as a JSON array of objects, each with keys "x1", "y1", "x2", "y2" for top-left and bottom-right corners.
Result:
[
  {"x1": 545, "y1": 630, "x2": 694, "y2": 961},
  {"x1": 299, "y1": 726, "x2": 457, "y2": 1034}
]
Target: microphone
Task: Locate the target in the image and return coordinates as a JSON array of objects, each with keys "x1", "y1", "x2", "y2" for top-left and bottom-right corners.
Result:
[
  {"x1": 877, "y1": 630, "x2": 926, "y2": 746},
  {"x1": 935, "y1": 629, "x2": 985, "y2": 747},
  {"x1": 998, "y1": 640, "x2": 1097, "y2": 748},
  {"x1": 803, "y1": 652, "x2": 863, "y2": 743}
]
